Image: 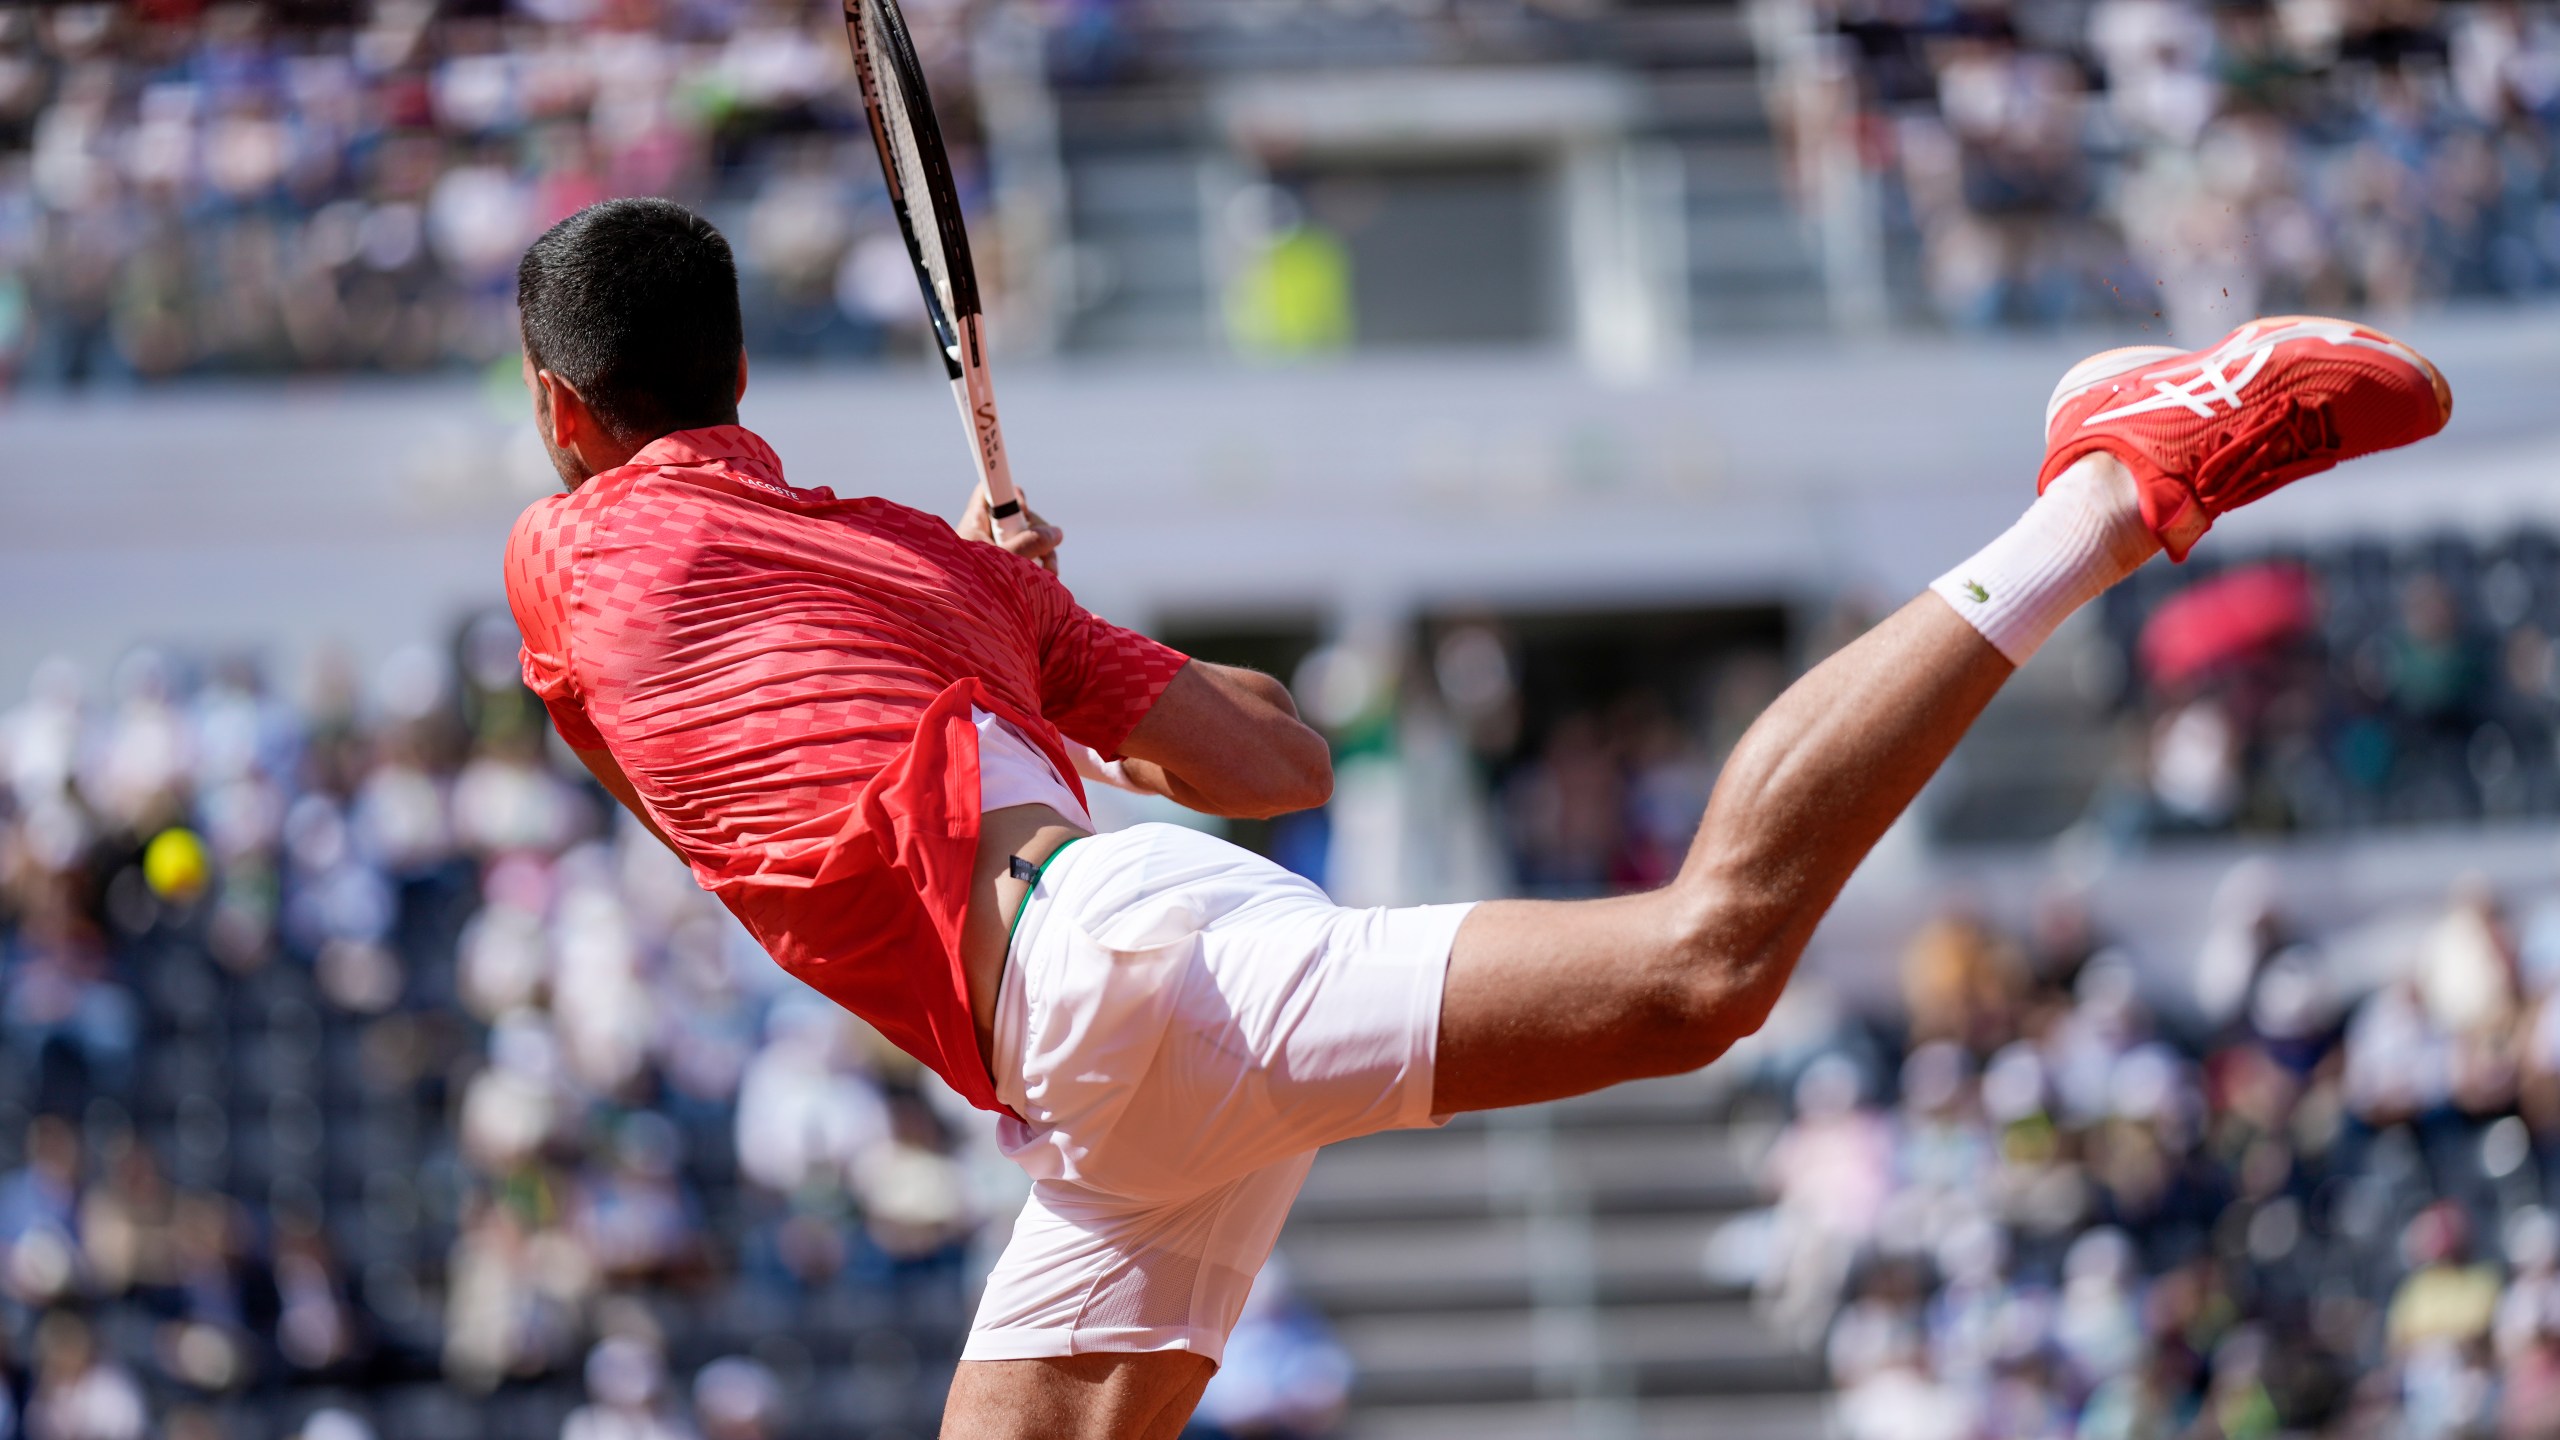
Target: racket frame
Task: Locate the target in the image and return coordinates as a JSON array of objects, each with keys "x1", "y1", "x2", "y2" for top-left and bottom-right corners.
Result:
[{"x1": 843, "y1": 0, "x2": 1028, "y2": 536}]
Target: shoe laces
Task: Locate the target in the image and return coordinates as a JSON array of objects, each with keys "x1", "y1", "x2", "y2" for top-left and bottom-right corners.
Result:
[{"x1": 2200, "y1": 398, "x2": 2342, "y2": 504}]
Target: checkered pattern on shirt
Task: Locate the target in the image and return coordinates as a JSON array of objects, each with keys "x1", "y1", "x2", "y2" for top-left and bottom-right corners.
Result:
[
  {"x1": 504, "y1": 425, "x2": 1184, "y2": 858},
  {"x1": 501, "y1": 426, "x2": 1190, "y2": 1110}
]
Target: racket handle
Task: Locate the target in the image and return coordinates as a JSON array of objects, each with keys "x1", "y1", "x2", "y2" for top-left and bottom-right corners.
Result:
[
  {"x1": 951, "y1": 315, "x2": 1029, "y2": 536},
  {"x1": 986, "y1": 491, "x2": 1032, "y2": 537}
]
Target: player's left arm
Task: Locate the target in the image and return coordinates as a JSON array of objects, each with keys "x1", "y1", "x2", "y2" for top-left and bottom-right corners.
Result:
[
  {"x1": 1111, "y1": 662, "x2": 1332, "y2": 819},
  {"x1": 963, "y1": 494, "x2": 1331, "y2": 819}
]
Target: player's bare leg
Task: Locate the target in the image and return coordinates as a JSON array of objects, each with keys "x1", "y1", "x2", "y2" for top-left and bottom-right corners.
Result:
[
  {"x1": 942, "y1": 1352, "x2": 1214, "y2": 1440},
  {"x1": 940, "y1": 317, "x2": 2450, "y2": 1438},
  {"x1": 1435, "y1": 586, "x2": 2013, "y2": 1110},
  {"x1": 932, "y1": 545, "x2": 2049, "y2": 1432},
  {"x1": 1436, "y1": 316, "x2": 2451, "y2": 1112}
]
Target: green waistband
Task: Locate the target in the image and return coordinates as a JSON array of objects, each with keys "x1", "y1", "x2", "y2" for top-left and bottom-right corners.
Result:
[{"x1": 1004, "y1": 834, "x2": 1089, "y2": 957}]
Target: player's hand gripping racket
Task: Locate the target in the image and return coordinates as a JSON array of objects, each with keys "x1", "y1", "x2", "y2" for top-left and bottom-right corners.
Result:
[{"x1": 841, "y1": 0, "x2": 1027, "y2": 538}]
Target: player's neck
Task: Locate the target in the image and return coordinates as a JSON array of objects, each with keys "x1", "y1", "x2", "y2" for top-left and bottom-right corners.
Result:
[{"x1": 575, "y1": 413, "x2": 744, "y2": 485}]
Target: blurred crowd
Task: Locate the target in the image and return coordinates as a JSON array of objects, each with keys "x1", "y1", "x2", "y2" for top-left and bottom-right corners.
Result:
[
  {"x1": 0, "y1": 0, "x2": 985, "y2": 391},
  {"x1": 1440, "y1": 523, "x2": 2560, "y2": 864},
  {"x1": 0, "y1": 0, "x2": 1611, "y2": 394},
  {"x1": 19, "y1": 0, "x2": 2532, "y2": 385},
  {"x1": 1486, "y1": 656, "x2": 1788, "y2": 897},
  {"x1": 0, "y1": 628, "x2": 1348, "y2": 1439},
  {"x1": 1767, "y1": 0, "x2": 2560, "y2": 329},
  {"x1": 2098, "y1": 529, "x2": 2560, "y2": 834},
  {"x1": 1731, "y1": 868, "x2": 2560, "y2": 1440}
]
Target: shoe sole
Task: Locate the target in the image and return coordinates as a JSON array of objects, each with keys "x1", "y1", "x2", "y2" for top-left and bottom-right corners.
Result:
[
  {"x1": 2042, "y1": 344, "x2": 2183, "y2": 434},
  {"x1": 2042, "y1": 314, "x2": 2454, "y2": 437}
]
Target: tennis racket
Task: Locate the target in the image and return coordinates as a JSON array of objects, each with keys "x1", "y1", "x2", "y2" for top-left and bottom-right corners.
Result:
[{"x1": 841, "y1": 0, "x2": 1027, "y2": 537}]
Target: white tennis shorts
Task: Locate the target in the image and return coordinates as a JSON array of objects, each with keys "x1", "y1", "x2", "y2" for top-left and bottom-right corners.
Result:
[{"x1": 962, "y1": 822, "x2": 1474, "y2": 1364}]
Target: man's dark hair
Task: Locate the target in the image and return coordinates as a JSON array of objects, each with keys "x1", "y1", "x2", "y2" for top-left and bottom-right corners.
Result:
[{"x1": 517, "y1": 198, "x2": 744, "y2": 444}]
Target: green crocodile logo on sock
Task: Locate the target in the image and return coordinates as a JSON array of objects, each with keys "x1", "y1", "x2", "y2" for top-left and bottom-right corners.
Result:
[{"x1": 1961, "y1": 579, "x2": 1990, "y2": 604}]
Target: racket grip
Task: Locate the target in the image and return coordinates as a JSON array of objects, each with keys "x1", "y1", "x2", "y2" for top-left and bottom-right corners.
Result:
[
  {"x1": 948, "y1": 352, "x2": 1028, "y2": 536},
  {"x1": 986, "y1": 491, "x2": 1032, "y2": 536}
]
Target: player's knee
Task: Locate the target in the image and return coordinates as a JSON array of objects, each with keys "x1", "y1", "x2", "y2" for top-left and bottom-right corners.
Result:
[{"x1": 1632, "y1": 898, "x2": 1795, "y2": 1070}]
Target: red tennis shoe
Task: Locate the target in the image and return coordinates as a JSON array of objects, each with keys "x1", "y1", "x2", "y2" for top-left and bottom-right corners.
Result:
[{"x1": 2039, "y1": 316, "x2": 2452, "y2": 561}]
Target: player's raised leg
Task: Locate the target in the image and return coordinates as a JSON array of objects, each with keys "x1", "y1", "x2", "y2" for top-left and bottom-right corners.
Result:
[
  {"x1": 1435, "y1": 584, "x2": 2014, "y2": 1111},
  {"x1": 1434, "y1": 316, "x2": 2451, "y2": 1114}
]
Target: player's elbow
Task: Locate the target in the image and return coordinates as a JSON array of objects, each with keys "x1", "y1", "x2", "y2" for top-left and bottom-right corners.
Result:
[
  {"x1": 1637, "y1": 885, "x2": 1807, "y2": 1069},
  {"x1": 1286, "y1": 737, "x2": 1335, "y2": 813},
  {"x1": 1245, "y1": 721, "x2": 1333, "y2": 817}
]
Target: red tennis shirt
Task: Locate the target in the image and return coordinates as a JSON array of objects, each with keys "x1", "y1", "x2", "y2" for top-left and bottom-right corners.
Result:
[{"x1": 501, "y1": 425, "x2": 1190, "y2": 1113}]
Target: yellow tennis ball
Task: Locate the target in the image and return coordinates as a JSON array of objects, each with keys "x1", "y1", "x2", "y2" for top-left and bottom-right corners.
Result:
[{"x1": 143, "y1": 827, "x2": 212, "y2": 902}]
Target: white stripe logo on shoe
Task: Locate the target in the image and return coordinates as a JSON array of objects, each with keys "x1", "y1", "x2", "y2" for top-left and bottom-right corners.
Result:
[
  {"x1": 2071, "y1": 319, "x2": 2419, "y2": 428},
  {"x1": 2082, "y1": 332, "x2": 2278, "y2": 423}
]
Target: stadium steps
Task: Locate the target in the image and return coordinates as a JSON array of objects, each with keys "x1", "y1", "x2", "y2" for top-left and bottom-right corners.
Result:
[
  {"x1": 1281, "y1": 1072, "x2": 1833, "y2": 1439},
  {"x1": 1337, "y1": 1301, "x2": 1822, "y2": 1404}
]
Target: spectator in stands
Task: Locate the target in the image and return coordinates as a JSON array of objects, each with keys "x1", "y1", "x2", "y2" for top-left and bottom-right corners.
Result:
[
  {"x1": 0, "y1": 1116, "x2": 81, "y2": 1255},
  {"x1": 1901, "y1": 913, "x2": 2026, "y2": 1054},
  {"x1": 0, "y1": 1, "x2": 965, "y2": 390},
  {"x1": 571, "y1": 1113, "x2": 703, "y2": 1284},
  {"x1": 2104, "y1": 530, "x2": 2560, "y2": 835},
  {"x1": 1767, "y1": 0, "x2": 2560, "y2": 327},
  {"x1": 25, "y1": 1312, "x2": 145, "y2": 1440},
  {"x1": 0, "y1": 629, "x2": 1020, "y2": 1432},
  {"x1": 1832, "y1": 1257, "x2": 1975, "y2": 1440},
  {"x1": 1764, "y1": 1054, "x2": 1897, "y2": 1339},
  {"x1": 2494, "y1": 1209, "x2": 2560, "y2": 1433},
  {"x1": 293, "y1": 1411, "x2": 377, "y2": 1440},
  {"x1": 561, "y1": 1334, "x2": 691, "y2": 1440},
  {"x1": 2393, "y1": 1203, "x2": 2505, "y2": 1438},
  {"x1": 1888, "y1": 1042, "x2": 1997, "y2": 1262},
  {"x1": 1500, "y1": 713, "x2": 1624, "y2": 896},
  {"x1": 1190, "y1": 1258, "x2": 1355, "y2": 1440},
  {"x1": 691, "y1": 1355, "x2": 783, "y2": 1440},
  {"x1": 1730, "y1": 869, "x2": 2560, "y2": 1440}
]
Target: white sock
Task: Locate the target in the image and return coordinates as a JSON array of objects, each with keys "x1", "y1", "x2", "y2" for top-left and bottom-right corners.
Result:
[{"x1": 1929, "y1": 454, "x2": 2159, "y2": 665}]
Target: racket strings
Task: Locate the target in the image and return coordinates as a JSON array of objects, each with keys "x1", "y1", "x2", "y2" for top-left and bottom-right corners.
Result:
[{"x1": 863, "y1": 1, "x2": 961, "y2": 353}]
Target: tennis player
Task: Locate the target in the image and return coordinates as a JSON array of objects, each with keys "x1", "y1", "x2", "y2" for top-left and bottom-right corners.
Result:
[{"x1": 501, "y1": 198, "x2": 2451, "y2": 1437}]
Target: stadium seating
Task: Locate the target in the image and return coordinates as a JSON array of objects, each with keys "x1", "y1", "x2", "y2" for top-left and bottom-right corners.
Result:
[
  {"x1": 2096, "y1": 527, "x2": 2560, "y2": 833},
  {"x1": 9, "y1": 505, "x2": 2558, "y2": 1435},
  {"x1": 0, "y1": 645, "x2": 983, "y2": 1438},
  {"x1": 27, "y1": 0, "x2": 2553, "y2": 387}
]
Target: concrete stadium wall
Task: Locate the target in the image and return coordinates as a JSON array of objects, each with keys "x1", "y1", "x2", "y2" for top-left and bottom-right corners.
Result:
[{"x1": 7, "y1": 308, "x2": 2556, "y2": 693}]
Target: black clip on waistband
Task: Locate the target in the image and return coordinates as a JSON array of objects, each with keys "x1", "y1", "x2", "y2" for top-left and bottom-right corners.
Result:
[{"x1": 1008, "y1": 854, "x2": 1040, "y2": 884}]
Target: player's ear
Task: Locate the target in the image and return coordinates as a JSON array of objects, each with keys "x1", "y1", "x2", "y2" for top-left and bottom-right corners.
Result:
[
  {"x1": 537, "y1": 370, "x2": 592, "y2": 448},
  {"x1": 734, "y1": 348, "x2": 750, "y2": 404}
]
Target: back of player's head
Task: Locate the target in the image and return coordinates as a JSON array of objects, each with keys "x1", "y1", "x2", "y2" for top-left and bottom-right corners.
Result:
[{"x1": 517, "y1": 198, "x2": 743, "y2": 444}]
